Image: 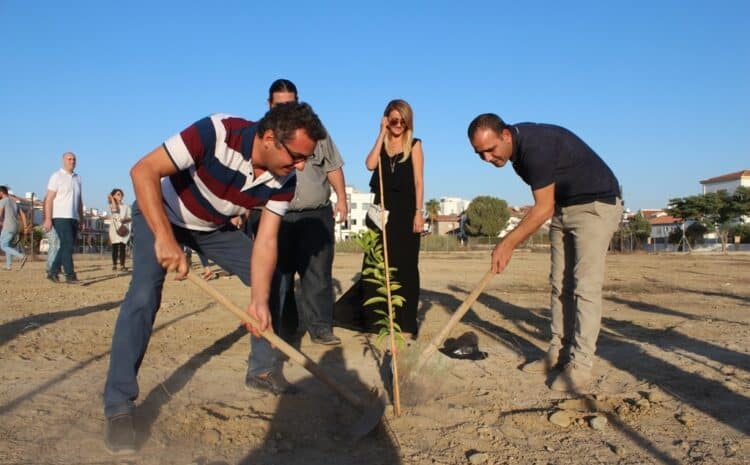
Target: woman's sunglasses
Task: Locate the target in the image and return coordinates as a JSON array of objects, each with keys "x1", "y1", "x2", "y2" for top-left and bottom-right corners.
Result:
[{"x1": 388, "y1": 118, "x2": 407, "y2": 128}]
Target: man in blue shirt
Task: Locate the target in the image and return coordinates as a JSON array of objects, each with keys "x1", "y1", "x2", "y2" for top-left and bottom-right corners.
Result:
[{"x1": 468, "y1": 113, "x2": 623, "y2": 394}]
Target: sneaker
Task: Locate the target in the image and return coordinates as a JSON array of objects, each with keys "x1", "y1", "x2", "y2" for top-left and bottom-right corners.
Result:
[
  {"x1": 19, "y1": 255, "x2": 27, "y2": 270},
  {"x1": 245, "y1": 371, "x2": 299, "y2": 395},
  {"x1": 522, "y1": 345, "x2": 565, "y2": 374},
  {"x1": 65, "y1": 277, "x2": 80, "y2": 284},
  {"x1": 120, "y1": 266, "x2": 128, "y2": 272},
  {"x1": 104, "y1": 413, "x2": 136, "y2": 455},
  {"x1": 309, "y1": 330, "x2": 342, "y2": 346},
  {"x1": 46, "y1": 273, "x2": 60, "y2": 283},
  {"x1": 549, "y1": 361, "x2": 592, "y2": 394},
  {"x1": 112, "y1": 265, "x2": 117, "y2": 271}
]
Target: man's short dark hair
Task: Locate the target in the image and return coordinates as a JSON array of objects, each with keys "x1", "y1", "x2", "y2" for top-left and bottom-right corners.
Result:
[
  {"x1": 468, "y1": 113, "x2": 509, "y2": 139},
  {"x1": 268, "y1": 79, "x2": 298, "y2": 100},
  {"x1": 256, "y1": 101, "x2": 327, "y2": 143},
  {"x1": 0, "y1": 185, "x2": 8, "y2": 195}
]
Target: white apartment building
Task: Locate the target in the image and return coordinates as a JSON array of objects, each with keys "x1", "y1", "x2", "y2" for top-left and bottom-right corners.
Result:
[
  {"x1": 439, "y1": 196, "x2": 471, "y2": 215},
  {"x1": 331, "y1": 185, "x2": 374, "y2": 241},
  {"x1": 700, "y1": 170, "x2": 750, "y2": 195}
]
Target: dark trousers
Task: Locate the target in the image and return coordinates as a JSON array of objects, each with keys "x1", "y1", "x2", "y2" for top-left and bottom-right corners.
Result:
[
  {"x1": 112, "y1": 243, "x2": 126, "y2": 267},
  {"x1": 51, "y1": 218, "x2": 78, "y2": 279},
  {"x1": 103, "y1": 204, "x2": 283, "y2": 418},
  {"x1": 277, "y1": 206, "x2": 336, "y2": 336}
]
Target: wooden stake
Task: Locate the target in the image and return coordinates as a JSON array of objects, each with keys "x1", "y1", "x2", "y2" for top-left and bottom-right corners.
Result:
[{"x1": 377, "y1": 154, "x2": 401, "y2": 416}]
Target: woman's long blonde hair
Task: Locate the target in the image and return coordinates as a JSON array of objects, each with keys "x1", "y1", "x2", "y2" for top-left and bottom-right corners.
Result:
[{"x1": 383, "y1": 99, "x2": 414, "y2": 162}]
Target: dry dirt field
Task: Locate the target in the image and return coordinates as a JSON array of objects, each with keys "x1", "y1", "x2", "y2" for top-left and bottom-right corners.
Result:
[{"x1": 0, "y1": 250, "x2": 748, "y2": 465}]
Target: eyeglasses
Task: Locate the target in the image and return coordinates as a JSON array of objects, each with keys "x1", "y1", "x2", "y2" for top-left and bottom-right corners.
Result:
[
  {"x1": 388, "y1": 118, "x2": 407, "y2": 128},
  {"x1": 279, "y1": 140, "x2": 313, "y2": 163}
]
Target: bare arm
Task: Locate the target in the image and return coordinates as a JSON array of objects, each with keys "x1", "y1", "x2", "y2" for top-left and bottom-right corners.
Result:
[
  {"x1": 411, "y1": 140, "x2": 425, "y2": 233},
  {"x1": 130, "y1": 145, "x2": 187, "y2": 278},
  {"x1": 491, "y1": 184, "x2": 555, "y2": 273},
  {"x1": 365, "y1": 117, "x2": 389, "y2": 171},
  {"x1": 43, "y1": 190, "x2": 56, "y2": 231},
  {"x1": 326, "y1": 167, "x2": 348, "y2": 222},
  {"x1": 245, "y1": 207, "x2": 282, "y2": 335}
]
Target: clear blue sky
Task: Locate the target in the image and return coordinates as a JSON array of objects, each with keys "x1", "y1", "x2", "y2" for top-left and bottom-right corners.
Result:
[{"x1": 1, "y1": 1, "x2": 748, "y2": 213}]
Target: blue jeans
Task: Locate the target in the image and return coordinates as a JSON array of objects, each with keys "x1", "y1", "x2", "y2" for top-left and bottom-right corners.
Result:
[
  {"x1": 50, "y1": 218, "x2": 78, "y2": 279},
  {"x1": 46, "y1": 227, "x2": 60, "y2": 273},
  {"x1": 103, "y1": 204, "x2": 283, "y2": 418},
  {"x1": 0, "y1": 230, "x2": 24, "y2": 268},
  {"x1": 243, "y1": 210, "x2": 296, "y2": 377}
]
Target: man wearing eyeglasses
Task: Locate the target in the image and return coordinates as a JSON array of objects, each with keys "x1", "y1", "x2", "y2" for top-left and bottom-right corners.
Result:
[
  {"x1": 103, "y1": 102, "x2": 326, "y2": 455},
  {"x1": 468, "y1": 114, "x2": 622, "y2": 395}
]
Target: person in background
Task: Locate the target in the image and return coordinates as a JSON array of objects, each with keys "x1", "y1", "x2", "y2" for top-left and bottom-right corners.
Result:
[
  {"x1": 44, "y1": 152, "x2": 83, "y2": 283},
  {"x1": 0, "y1": 186, "x2": 28, "y2": 271},
  {"x1": 258, "y1": 78, "x2": 348, "y2": 347},
  {"x1": 108, "y1": 188, "x2": 132, "y2": 271}
]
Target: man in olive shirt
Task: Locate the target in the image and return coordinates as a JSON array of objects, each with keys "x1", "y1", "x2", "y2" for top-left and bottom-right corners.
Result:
[
  {"x1": 244, "y1": 79, "x2": 348, "y2": 393},
  {"x1": 267, "y1": 79, "x2": 347, "y2": 345},
  {"x1": 468, "y1": 113, "x2": 622, "y2": 393}
]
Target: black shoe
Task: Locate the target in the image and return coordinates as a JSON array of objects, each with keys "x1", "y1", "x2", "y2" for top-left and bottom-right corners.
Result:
[
  {"x1": 112, "y1": 265, "x2": 117, "y2": 271},
  {"x1": 65, "y1": 277, "x2": 80, "y2": 284},
  {"x1": 310, "y1": 330, "x2": 342, "y2": 346},
  {"x1": 245, "y1": 371, "x2": 299, "y2": 395},
  {"x1": 46, "y1": 273, "x2": 60, "y2": 283},
  {"x1": 104, "y1": 413, "x2": 136, "y2": 455}
]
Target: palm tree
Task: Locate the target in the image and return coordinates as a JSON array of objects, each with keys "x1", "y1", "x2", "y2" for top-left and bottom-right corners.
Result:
[{"x1": 425, "y1": 199, "x2": 441, "y2": 234}]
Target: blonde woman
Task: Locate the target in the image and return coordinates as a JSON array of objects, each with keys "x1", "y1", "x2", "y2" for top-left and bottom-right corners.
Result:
[
  {"x1": 108, "y1": 189, "x2": 131, "y2": 271},
  {"x1": 335, "y1": 99, "x2": 424, "y2": 336}
]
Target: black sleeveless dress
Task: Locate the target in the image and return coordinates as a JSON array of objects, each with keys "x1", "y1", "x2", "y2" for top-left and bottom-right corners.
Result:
[{"x1": 334, "y1": 139, "x2": 421, "y2": 334}]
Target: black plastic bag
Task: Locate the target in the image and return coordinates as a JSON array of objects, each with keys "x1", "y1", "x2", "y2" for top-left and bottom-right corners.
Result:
[{"x1": 439, "y1": 331, "x2": 488, "y2": 360}]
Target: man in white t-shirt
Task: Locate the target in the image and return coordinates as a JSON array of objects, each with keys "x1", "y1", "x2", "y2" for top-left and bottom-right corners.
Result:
[{"x1": 43, "y1": 152, "x2": 83, "y2": 283}]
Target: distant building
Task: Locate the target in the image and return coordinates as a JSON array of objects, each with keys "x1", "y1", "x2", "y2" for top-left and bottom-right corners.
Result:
[
  {"x1": 432, "y1": 214, "x2": 462, "y2": 235},
  {"x1": 498, "y1": 206, "x2": 551, "y2": 238},
  {"x1": 332, "y1": 185, "x2": 374, "y2": 241},
  {"x1": 640, "y1": 209, "x2": 683, "y2": 245},
  {"x1": 439, "y1": 196, "x2": 471, "y2": 215},
  {"x1": 700, "y1": 170, "x2": 750, "y2": 195}
]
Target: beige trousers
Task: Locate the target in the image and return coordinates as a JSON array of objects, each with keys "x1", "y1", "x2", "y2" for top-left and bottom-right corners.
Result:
[{"x1": 548, "y1": 199, "x2": 623, "y2": 369}]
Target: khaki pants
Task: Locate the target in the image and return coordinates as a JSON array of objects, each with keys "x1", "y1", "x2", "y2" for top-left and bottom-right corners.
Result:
[{"x1": 548, "y1": 199, "x2": 623, "y2": 369}]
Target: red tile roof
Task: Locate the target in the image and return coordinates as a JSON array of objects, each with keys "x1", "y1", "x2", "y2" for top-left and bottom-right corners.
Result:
[
  {"x1": 649, "y1": 215, "x2": 681, "y2": 225},
  {"x1": 700, "y1": 170, "x2": 750, "y2": 184},
  {"x1": 639, "y1": 209, "x2": 665, "y2": 219},
  {"x1": 434, "y1": 214, "x2": 460, "y2": 222}
]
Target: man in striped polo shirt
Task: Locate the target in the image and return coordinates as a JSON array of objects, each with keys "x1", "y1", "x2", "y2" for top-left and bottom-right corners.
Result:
[{"x1": 103, "y1": 102, "x2": 326, "y2": 455}]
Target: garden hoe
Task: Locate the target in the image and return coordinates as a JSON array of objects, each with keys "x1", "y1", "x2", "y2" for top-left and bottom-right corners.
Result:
[
  {"x1": 410, "y1": 270, "x2": 495, "y2": 376},
  {"x1": 402, "y1": 271, "x2": 495, "y2": 402},
  {"x1": 186, "y1": 273, "x2": 385, "y2": 440}
]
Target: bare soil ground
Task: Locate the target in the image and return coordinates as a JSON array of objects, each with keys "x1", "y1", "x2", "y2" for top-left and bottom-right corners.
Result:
[{"x1": 0, "y1": 250, "x2": 748, "y2": 465}]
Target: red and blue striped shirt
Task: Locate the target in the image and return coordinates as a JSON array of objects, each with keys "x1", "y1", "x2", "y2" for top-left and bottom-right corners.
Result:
[{"x1": 162, "y1": 113, "x2": 296, "y2": 231}]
